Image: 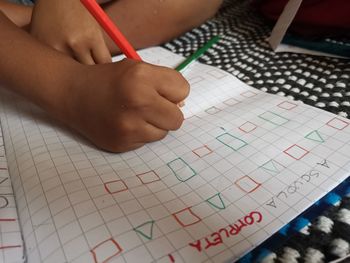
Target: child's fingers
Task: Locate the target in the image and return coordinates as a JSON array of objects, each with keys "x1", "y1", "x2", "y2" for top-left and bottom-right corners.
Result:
[
  {"x1": 136, "y1": 122, "x2": 168, "y2": 143},
  {"x1": 73, "y1": 49, "x2": 95, "y2": 65},
  {"x1": 143, "y1": 95, "x2": 184, "y2": 131},
  {"x1": 91, "y1": 40, "x2": 112, "y2": 64},
  {"x1": 155, "y1": 68, "x2": 190, "y2": 103}
]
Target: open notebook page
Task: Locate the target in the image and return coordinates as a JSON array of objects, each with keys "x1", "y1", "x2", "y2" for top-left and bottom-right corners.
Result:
[{"x1": 1, "y1": 47, "x2": 350, "y2": 263}]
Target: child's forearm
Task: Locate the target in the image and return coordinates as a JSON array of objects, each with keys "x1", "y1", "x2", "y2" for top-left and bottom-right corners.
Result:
[
  {"x1": 0, "y1": 11, "x2": 80, "y2": 117},
  {"x1": 0, "y1": 0, "x2": 32, "y2": 27},
  {"x1": 103, "y1": 0, "x2": 223, "y2": 54}
]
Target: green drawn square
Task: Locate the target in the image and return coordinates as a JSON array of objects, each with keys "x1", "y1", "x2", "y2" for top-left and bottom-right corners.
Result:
[
  {"x1": 167, "y1": 157, "x2": 197, "y2": 182},
  {"x1": 259, "y1": 111, "x2": 289, "y2": 126},
  {"x1": 216, "y1": 133, "x2": 248, "y2": 151}
]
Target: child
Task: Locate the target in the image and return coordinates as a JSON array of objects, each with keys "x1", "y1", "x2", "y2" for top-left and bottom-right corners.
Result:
[{"x1": 0, "y1": 0, "x2": 223, "y2": 152}]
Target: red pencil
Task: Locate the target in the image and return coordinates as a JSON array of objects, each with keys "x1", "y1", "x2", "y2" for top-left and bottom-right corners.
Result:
[{"x1": 80, "y1": 0, "x2": 142, "y2": 61}]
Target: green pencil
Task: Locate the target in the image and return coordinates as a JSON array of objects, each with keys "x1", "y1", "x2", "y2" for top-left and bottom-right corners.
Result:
[{"x1": 175, "y1": 35, "x2": 220, "y2": 72}]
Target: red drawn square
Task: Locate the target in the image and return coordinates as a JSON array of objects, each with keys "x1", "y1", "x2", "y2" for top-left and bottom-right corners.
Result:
[
  {"x1": 235, "y1": 176, "x2": 261, "y2": 193},
  {"x1": 192, "y1": 145, "x2": 213, "y2": 158},
  {"x1": 91, "y1": 238, "x2": 122, "y2": 263},
  {"x1": 223, "y1": 98, "x2": 240, "y2": 106},
  {"x1": 283, "y1": 144, "x2": 309, "y2": 160},
  {"x1": 239, "y1": 121, "x2": 257, "y2": 133},
  {"x1": 137, "y1": 171, "x2": 161, "y2": 185},
  {"x1": 205, "y1": 106, "x2": 221, "y2": 115},
  {"x1": 184, "y1": 115, "x2": 201, "y2": 121},
  {"x1": 326, "y1": 117, "x2": 349, "y2": 130},
  {"x1": 172, "y1": 207, "x2": 201, "y2": 227},
  {"x1": 104, "y1": 180, "x2": 128, "y2": 194},
  {"x1": 207, "y1": 70, "x2": 227, "y2": 79},
  {"x1": 188, "y1": 76, "x2": 204, "y2": 86},
  {"x1": 241, "y1": 91, "x2": 257, "y2": 98},
  {"x1": 278, "y1": 101, "x2": 298, "y2": 110}
]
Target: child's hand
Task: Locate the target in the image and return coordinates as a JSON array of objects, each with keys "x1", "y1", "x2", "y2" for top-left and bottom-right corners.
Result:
[
  {"x1": 30, "y1": 0, "x2": 111, "y2": 65},
  {"x1": 59, "y1": 59, "x2": 189, "y2": 152}
]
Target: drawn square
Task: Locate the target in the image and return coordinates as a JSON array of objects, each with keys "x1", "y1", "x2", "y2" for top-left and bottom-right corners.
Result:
[
  {"x1": 235, "y1": 176, "x2": 261, "y2": 193},
  {"x1": 91, "y1": 238, "x2": 122, "y2": 263},
  {"x1": 167, "y1": 158, "x2": 196, "y2": 182},
  {"x1": 137, "y1": 171, "x2": 161, "y2": 185},
  {"x1": 188, "y1": 76, "x2": 203, "y2": 86},
  {"x1": 192, "y1": 145, "x2": 213, "y2": 158},
  {"x1": 326, "y1": 117, "x2": 349, "y2": 130},
  {"x1": 207, "y1": 69, "x2": 227, "y2": 79},
  {"x1": 278, "y1": 101, "x2": 297, "y2": 110},
  {"x1": 216, "y1": 133, "x2": 248, "y2": 151},
  {"x1": 259, "y1": 111, "x2": 289, "y2": 126},
  {"x1": 283, "y1": 144, "x2": 309, "y2": 160},
  {"x1": 223, "y1": 98, "x2": 240, "y2": 106},
  {"x1": 104, "y1": 180, "x2": 128, "y2": 194},
  {"x1": 239, "y1": 122, "x2": 257, "y2": 133},
  {"x1": 172, "y1": 207, "x2": 201, "y2": 227},
  {"x1": 241, "y1": 91, "x2": 257, "y2": 98},
  {"x1": 205, "y1": 106, "x2": 221, "y2": 115}
]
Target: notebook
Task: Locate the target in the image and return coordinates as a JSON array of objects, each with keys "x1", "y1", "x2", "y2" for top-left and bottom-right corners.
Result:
[{"x1": 1, "y1": 47, "x2": 350, "y2": 263}]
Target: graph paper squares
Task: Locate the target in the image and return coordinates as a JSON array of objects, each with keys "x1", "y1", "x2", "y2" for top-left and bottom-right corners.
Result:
[
  {"x1": 137, "y1": 171, "x2": 161, "y2": 185},
  {"x1": 326, "y1": 117, "x2": 349, "y2": 130},
  {"x1": 90, "y1": 238, "x2": 122, "y2": 263},
  {"x1": 216, "y1": 133, "x2": 248, "y2": 151},
  {"x1": 192, "y1": 145, "x2": 213, "y2": 158},
  {"x1": 167, "y1": 158, "x2": 197, "y2": 182},
  {"x1": 172, "y1": 207, "x2": 201, "y2": 227},
  {"x1": 283, "y1": 144, "x2": 309, "y2": 160},
  {"x1": 235, "y1": 176, "x2": 261, "y2": 193},
  {"x1": 259, "y1": 111, "x2": 289, "y2": 126},
  {"x1": 239, "y1": 122, "x2": 257, "y2": 133},
  {"x1": 104, "y1": 180, "x2": 128, "y2": 194},
  {"x1": 277, "y1": 101, "x2": 298, "y2": 110}
]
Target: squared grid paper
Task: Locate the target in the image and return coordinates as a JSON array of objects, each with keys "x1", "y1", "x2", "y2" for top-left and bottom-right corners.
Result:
[{"x1": 0, "y1": 47, "x2": 349, "y2": 263}]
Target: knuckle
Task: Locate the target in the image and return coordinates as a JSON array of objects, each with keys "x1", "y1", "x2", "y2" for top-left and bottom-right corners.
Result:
[
  {"x1": 172, "y1": 111, "x2": 185, "y2": 130},
  {"x1": 117, "y1": 118, "x2": 137, "y2": 137},
  {"x1": 68, "y1": 36, "x2": 85, "y2": 50},
  {"x1": 129, "y1": 63, "x2": 150, "y2": 80},
  {"x1": 127, "y1": 93, "x2": 151, "y2": 109}
]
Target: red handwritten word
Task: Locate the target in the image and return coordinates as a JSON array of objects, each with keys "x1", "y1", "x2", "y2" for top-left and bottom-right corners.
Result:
[
  {"x1": 0, "y1": 218, "x2": 16, "y2": 222},
  {"x1": 0, "y1": 245, "x2": 21, "y2": 249},
  {"x1": 189, "y1": 211, "x2": 262, "y2": 252}
]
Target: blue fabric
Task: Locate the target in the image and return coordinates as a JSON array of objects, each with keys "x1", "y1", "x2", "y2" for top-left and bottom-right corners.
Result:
[{"x1": 7, "y1": 0, "x2": 34, "y2": 5}]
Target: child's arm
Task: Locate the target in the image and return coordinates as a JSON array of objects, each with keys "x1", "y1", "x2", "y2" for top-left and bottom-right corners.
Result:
[
  {"x1": 103, "y1": 0, "x2": 224, "y2": 54},
  {"x1": 0, "y1": 11, "x2": 189, "y2": 152},
  {"x1": 29, "y1": 0, "x2": 222, "y2": 63}
]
